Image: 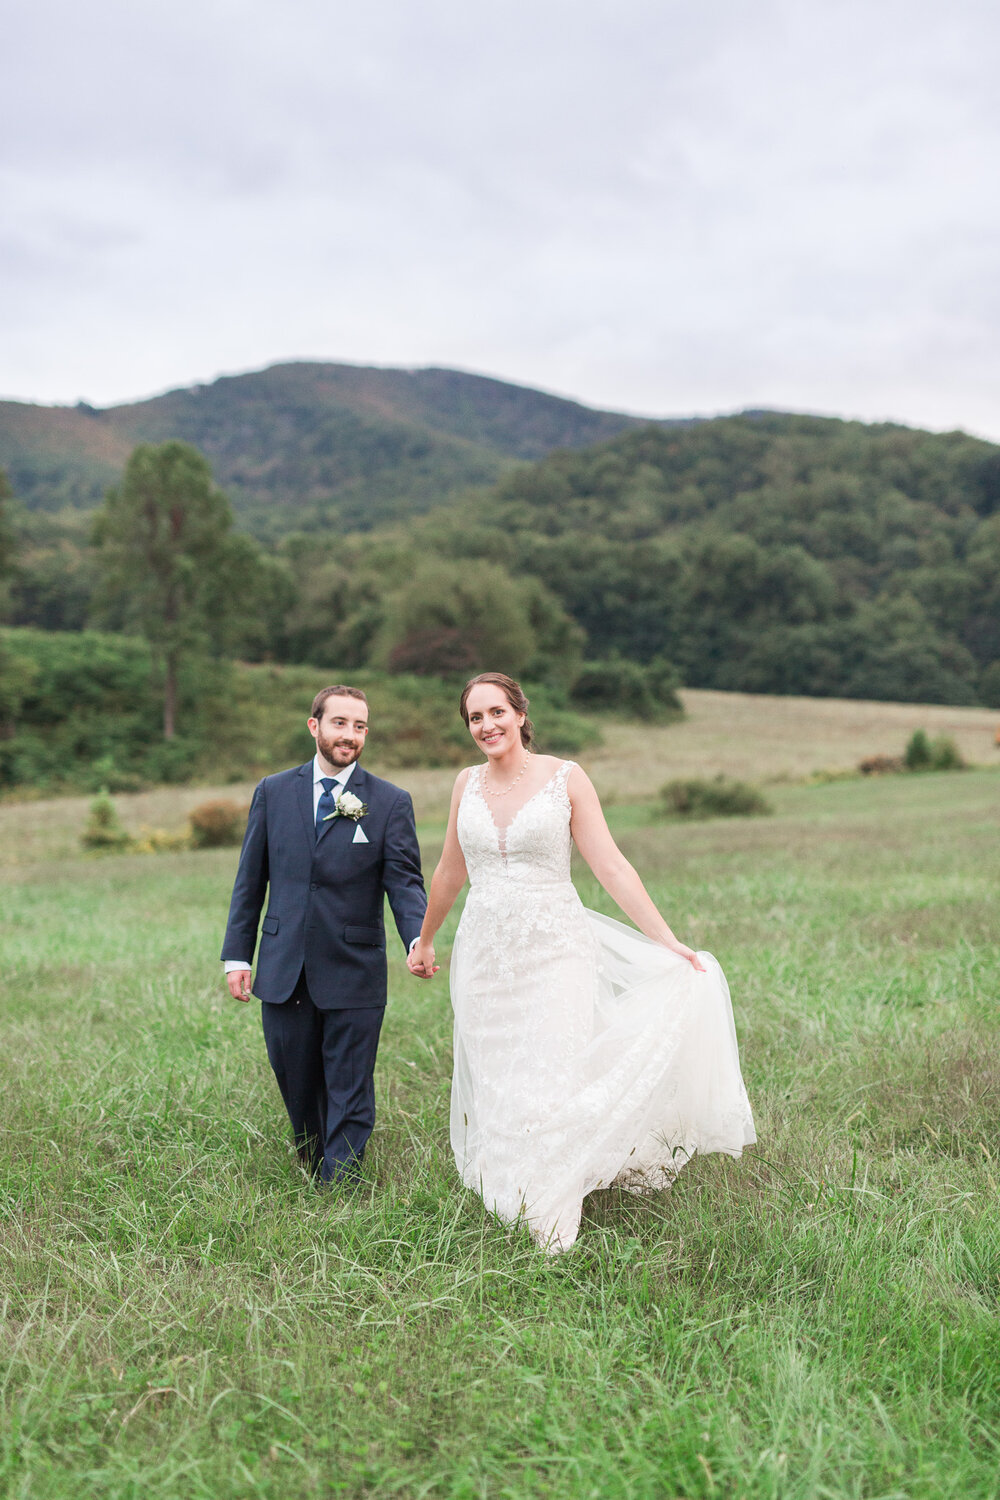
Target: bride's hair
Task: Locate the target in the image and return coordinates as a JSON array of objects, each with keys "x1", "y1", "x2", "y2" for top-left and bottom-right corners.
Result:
[{"x1": 460, "y1": 673, "x2": 535, "y2": 750}]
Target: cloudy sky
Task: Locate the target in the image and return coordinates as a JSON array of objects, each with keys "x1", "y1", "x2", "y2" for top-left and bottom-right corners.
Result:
[{"x1": 2, "y1": 0, "x2": 998, "y2": 437}]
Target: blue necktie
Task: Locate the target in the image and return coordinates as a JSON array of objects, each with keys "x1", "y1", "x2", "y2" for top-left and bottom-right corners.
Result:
[{"x1": 316, "y1": 776, "x2": 339, "y2": 835}]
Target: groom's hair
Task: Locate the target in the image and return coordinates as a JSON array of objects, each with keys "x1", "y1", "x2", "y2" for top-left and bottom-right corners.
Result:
[{"x1": 311, "y1": 685, "x2": 369, "y2": 719}]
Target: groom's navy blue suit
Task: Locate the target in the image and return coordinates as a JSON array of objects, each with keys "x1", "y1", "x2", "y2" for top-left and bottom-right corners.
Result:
[{"x1": 221, "y1": 760, "x2": 426, "y2": 1181}]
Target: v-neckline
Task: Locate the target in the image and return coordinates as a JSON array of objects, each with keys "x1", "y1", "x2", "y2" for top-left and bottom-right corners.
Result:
[{"x1": 473, "y1": 762, "x2": 567, "y2": 852}]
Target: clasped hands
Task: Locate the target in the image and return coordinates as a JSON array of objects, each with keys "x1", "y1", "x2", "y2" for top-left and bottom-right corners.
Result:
[{"x1": 407, "y1": 939, "x2": 438, "y2": 979}]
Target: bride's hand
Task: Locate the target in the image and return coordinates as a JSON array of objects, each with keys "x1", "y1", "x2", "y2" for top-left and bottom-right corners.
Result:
[
  {"x1": 407, "y1": 939, "x2": 439, "y2": 979},
  {"x1": 666, "y1": 940, "x2": 706, "y2": 972}
]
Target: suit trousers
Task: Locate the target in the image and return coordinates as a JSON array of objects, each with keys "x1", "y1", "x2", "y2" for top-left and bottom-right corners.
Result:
[{"x1": 260, "y1": 969, "x2": 385, "y2": 1183}]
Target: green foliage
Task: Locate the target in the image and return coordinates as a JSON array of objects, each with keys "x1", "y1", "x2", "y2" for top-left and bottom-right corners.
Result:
[
  {"x1": 423, "y1": 414, "x2": 1000, "y2": 707},
  {"x1": 92, "y1": 442, "x2": 249, "y2": 738},
  {"x1": 80, "y1": 788, "x2": 132, "y2": 850},
  {"x1": 657, "y1": 775, "x2": 773, "y2": 820},
  {"x1": 374, "y1": 559, "x2": 536, "y2": 677},
  {"x1": 904, "y1": 729, "x2": 966, "y2": 772},
  {"x1": 276, "y1": 535, "x2": 583, "y2": 694},
  {"x1": 571, "y1": 654, "x2": 682, "y2": 721},
  {"x1": 373, "y1": 558, "x2": 560, "y2": 682},
  {"x1": 187, "y1": 799, "x2": 249, "y2": 848},
  {"x1": 521, "y1": 684, "x2": 602, "y2": 756},
  {"x1": 979, "y1": 659, "x2": 1000, "y2": 709},
  {"x1": 928, "y1": 734, "x2": 965, "y2": 770},
  {"x1": 0, "y1": 468, "x2": 16, "y2": 612},
  {"x1": 0, "y1": 635, "x2": 603, "y2": 791},
  {"x1": 9, "y1": 389, "x2": 1000, "y2": 714},
  {"x1": 0, "y1": 626, "x2": 225, "y2": 792},
  {"x1": 904, "y1": 729, "x2": 933, "y2": 770},
  {"x1": 213, "y1": 662, "x2": 599, "y2": 774}
]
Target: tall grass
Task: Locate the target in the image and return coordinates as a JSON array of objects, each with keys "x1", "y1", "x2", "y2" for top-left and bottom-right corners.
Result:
[{"x1": 1, "y1": 771, "x2": 999, "y2": 1497}]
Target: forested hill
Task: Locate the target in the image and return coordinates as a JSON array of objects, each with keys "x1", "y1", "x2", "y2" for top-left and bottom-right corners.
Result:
[
  {"x1": 0, "y1": 361, "x2": 647, "y2": 535},
  {"x1": 386, "y1": 412, "x2": 1000, "y2": 706},
  {"x1": 5, "y1": 382, "x2": 1000, "y2": 707}
]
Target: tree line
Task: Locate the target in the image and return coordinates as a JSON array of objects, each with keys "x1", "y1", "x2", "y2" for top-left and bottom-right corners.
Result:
[{"x1": 2, "y1": 409, "x2": 999, "y2": 776}]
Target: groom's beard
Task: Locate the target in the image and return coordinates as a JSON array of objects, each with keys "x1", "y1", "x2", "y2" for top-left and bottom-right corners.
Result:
[{"x1": 316, "y1": 729, "x2": 364, "y2": 768}]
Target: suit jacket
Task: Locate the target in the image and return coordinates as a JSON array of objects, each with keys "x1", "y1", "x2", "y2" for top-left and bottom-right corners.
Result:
[{"x1": 220, "y1": 761, "x2": 427, "y2": 1008}]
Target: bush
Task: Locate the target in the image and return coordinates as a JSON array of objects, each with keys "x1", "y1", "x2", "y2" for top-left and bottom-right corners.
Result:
[
  {"x1": 188, "y1": 799, "x2": 249, "y2": 848},
  {"x1": 81, "y1": 789, "x2": 133, "y2": 851},
  {"x1": 858, "y1": 754, "x2": 904, "y2": 776},
  {"x1": 131, "y1": 826, "x2": 192, "y2": 854},
  {"x1": 0, "y1": 626, "x2": 220, "y2": 792},
  {"x1": 904, "y1": 729, "x2": 933, "y2": 771},
  {"x1": 904, "y1": 729, "x2": 965, "y2": 772},
  {"x1": 657, "y1": 775, "x2": 772, "y2": 820},
  {"x1": 571, "y1": 654, "x2": 683, "y2": 722},
  {"x1": 929, "y1": 735, "x2": 965, "y2": 771}
]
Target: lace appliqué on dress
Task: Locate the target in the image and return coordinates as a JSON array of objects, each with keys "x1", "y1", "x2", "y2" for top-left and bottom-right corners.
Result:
[{"x1": 449, "y1": 758, "x2": 755, "y2": 1253}]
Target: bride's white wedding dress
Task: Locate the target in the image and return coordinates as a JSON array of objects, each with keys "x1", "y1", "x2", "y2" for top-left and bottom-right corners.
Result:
[{"x1": 449, "y1": 760, "x2": 756, "y2": 1252}]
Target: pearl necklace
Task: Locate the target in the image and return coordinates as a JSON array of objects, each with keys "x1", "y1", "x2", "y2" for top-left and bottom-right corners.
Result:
[{"x1": 483, "y1": 752, "x2": 531, "y2": 798}]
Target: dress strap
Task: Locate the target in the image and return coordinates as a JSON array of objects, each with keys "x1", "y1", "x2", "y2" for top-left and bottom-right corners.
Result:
[{"x1": 551, "y1": 759, "x2": 577, "y2": 800}]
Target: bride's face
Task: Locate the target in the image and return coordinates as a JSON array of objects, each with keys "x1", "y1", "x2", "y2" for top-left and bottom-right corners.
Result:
[{"x1": 465, "y1": 685, "x2": 525, "y2": 757}]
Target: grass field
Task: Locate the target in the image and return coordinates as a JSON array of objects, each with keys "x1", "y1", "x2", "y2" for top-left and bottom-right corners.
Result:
[{"x1": 2, "y1": 695, "x2": 1000, "y2": 1498}]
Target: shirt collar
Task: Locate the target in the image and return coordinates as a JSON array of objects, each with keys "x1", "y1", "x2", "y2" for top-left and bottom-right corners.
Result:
[{"x1": 313, "y1": 754, "x2": 357, "y2": 788}]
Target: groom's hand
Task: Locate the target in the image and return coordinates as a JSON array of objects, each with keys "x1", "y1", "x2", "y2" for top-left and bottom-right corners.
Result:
[{"x1": 227, "y1": 968, "x2": 253, "y2": 1002}]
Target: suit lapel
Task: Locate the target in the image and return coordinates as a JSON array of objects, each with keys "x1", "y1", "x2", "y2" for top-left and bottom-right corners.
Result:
[
  {"x1": 349, "y1": 766, "x2": 370, "y2": 809},
  {"x1": 296, "y1": 762, "x2": 315, "y2": 844}
]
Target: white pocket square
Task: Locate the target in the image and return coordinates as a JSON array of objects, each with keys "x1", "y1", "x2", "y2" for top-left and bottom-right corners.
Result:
[{"x1": 352, "y1": 824, "x2": 369, "y2": 844}]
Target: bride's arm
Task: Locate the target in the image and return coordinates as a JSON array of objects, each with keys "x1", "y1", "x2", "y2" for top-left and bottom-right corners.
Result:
[
  {"x1": 407, "y1": 769, "x2": 470, "y2": 978},
  {"x1": 568, "y1": 766, "x2": 705, "y2": 971}
]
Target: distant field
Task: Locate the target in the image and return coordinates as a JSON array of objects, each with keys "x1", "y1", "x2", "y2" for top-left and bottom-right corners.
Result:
[
  {"x1": 1, "y1": 752, "x2": 999, "y2": 1497},
  {"x1": 391, "y1": 688, "x2": 1000, "y2": 816},
  {"x1": 3, "y1": 686, "x2": 995, "y2": 855}
]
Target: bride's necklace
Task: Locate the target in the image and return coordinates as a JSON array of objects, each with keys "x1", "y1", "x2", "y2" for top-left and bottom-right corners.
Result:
[{"x1": 483, "y1": 752, "x2": 531, "y2": 798}]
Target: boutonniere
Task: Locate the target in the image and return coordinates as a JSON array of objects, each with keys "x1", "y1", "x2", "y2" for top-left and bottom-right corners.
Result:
[{"x1": 322, "y1": 789, "x2": 368, "y2": 823}]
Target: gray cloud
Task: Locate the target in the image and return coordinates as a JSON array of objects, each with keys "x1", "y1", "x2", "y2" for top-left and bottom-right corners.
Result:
[{"x1": 2, "y1": 0, "x2": 998, "y2": 437}]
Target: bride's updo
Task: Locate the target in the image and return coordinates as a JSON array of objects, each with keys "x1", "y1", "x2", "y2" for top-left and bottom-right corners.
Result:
[{"x1": 460, "y1": 673, "x2": 535, "y2": 750}]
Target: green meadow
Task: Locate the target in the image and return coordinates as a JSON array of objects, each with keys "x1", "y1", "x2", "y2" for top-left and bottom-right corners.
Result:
[{"x1": 2, "y1": 759, "x2": 999, "y2": 1498}]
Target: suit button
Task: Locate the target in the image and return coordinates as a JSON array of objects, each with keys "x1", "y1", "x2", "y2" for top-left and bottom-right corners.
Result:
[{"x1": 309, "y1": 882, "x2": 318, "y2": 891}]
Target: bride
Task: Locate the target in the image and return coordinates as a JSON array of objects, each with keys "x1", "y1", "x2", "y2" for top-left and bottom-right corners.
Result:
[{"x1": 407, "y1": 672, "x2": 755, "y2": 1252}]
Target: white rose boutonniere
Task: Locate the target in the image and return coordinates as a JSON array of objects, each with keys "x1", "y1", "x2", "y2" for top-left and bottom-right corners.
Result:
[{"x1": 322, "y1": 789, "x2": 368, "y2": 823}]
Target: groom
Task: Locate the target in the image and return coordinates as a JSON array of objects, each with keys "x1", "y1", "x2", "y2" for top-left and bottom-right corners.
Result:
[{"x1": 221, "y1": 685, "x2": 427, "y2": 1183}]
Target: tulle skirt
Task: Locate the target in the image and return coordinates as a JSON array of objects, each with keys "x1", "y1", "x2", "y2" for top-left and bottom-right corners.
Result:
[{"x1": 449, "y1": 897, "x2": 756, "y2": 1252}]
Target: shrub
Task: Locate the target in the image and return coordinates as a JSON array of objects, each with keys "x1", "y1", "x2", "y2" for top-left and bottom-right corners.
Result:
[
  {"x1": 904, "y1": 729, "x2": 965, "y2": 773},
  {"x1": 657, "y1": 775, "x2": 772, "y2": 820},
  {"x1": 929, "y1": 735, "x2": 965, "y2": 771},
  {"x1": 81, "y1": 789, "x2": 133, "y2": 851},
  {"x1": 132, "y1": 826, "x2": 192, "y2": 854},
  {"x1": 904, "y1": 729, "x2": 933, "y2": 771},
  {"x1": 188, "y1": 799, "x2": 248, "y2": 848},
  {"x1": 858, "y1": 754, "x2": 905, "y2": 775},
  {"x1": 571, "y1": 654, "x2": 683, "y2": 723}
]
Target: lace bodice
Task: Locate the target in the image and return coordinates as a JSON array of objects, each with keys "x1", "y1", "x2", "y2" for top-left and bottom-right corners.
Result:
[{"x1": 457, "y1": 760, "x2": 576, "y2": 886}]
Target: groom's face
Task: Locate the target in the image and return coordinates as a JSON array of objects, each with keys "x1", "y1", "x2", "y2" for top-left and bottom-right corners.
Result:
[{"x1": 309, "y1": 695, "x2": 369, "y2": 770}]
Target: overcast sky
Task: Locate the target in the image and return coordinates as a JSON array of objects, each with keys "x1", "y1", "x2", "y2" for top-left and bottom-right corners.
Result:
[{"x1": 2, "y1": 0, "x2": 998, "y2": 438}]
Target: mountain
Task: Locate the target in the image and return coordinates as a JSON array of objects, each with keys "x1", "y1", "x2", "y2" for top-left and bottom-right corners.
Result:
[{"x1": 0, "y1": 361, "x2": 653, "y2": 536}]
